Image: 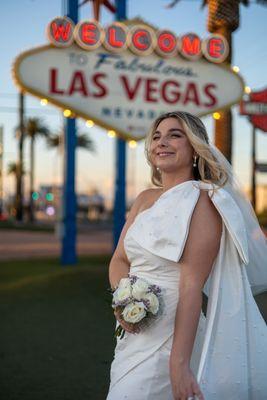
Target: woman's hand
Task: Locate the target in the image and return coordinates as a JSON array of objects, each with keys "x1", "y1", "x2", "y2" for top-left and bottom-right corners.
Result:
[
  {"x1": 169, "y1": 361, "x2": 204, "y2": 400},
  {"x1": 113, "y1": 309, "x2": 140, "y2": 334}
]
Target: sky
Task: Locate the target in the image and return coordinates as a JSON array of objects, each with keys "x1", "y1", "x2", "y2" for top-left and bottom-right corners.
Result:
[{"x1": 1, "y1": 0, "x2": 267, "y2": 207}]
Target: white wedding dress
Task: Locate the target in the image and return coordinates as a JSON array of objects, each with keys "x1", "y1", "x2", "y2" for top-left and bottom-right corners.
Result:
[{"x1": 106, "y1": 180, "x2": 267, "y2": 400}]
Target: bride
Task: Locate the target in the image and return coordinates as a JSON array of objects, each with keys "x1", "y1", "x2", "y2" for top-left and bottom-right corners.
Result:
[{"x1": 106, "y1": 111, "x2": 267, "y2": 400}]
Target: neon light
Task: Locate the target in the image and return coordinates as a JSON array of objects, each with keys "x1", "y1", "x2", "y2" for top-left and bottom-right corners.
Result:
[
  {"x1": 108, "y1": 28, "x2": 123, "y2": 47},
  {"x1": 46, "y1": 193, "x2": 54, "y2": 201},
  {"x1": 180, "y1": 34, "x2": 201, "y2": 60},
  {"x1": 202, "y1": 35, "x2": 229, "y2": 64},
  {"x1": 51, "y1": 22, "x2": 71, "y2": 41},
  {"x1": 208, "y1": 38, "x2": 223, "y2": 58},
  {"x1": 47, "y1": 17, "x2": 229, "y2": 63},
  {"x1": 74, "y1": 20, "x2": 103, "y2": 50},
  {"x1": 81, "y1": 23, "x2": 98, "y2": 44},
  {"x1": 47, "y1": 17, "x2": 74, "y2": 47},
  {"x1": 157, "y1": 32, "x2": 176, "y2": 53},
  {"x1": 32, "y1": 192, "x2": 39, "y2": 201},
  {"x1": 133, "y1": 31, "x2": 149, "y2": 50},
  {"x1": 129, "y1": 25, "x2": 156, "y2": 56}
]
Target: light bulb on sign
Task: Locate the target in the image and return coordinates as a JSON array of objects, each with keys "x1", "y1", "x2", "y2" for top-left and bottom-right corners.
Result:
[
  {"x1": 40, "y1": 98, "x2": 48, "y2": 106},
  {"x1": 213, "y1": 112, "x2": 221, "y2": 120},
  {"x1": 232, "y1": 66, "x2": 240, "y2": 73},
  {"x1": 128, "y1": 140, "x2": 137, "y2": 148},
  {"x1": 63, "y1": 109, "x2": 72, "y2": 117},
  {"x1": 244, "y1": 86, "x2": 251, "y2": 94},
  {"x1": 108, "y1": 130, "x2": 116, "y2": 138},
  {"x1": 86, "y1": 120, "x2": 94, "y2": 128}
]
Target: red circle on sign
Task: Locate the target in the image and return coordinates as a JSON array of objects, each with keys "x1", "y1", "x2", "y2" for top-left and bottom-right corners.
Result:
[
  {"x1": 202, "y1": 34, "x2": 229, "y2": 63},
  {"x1": 129, "y1": 25, "x2": 156, "y2": 56},
  {"x1": 179, "y1": 33, "x2": 202, "y2": 60},
  {"x1": 156, "y1": 30, "x2": 177, "y2": 58},
  {"x1": 74, "y1": 20, "x2": 104, "y2": 50},
  {"x1": 47, "y1": 16, "x2": 75, "y2": 47},
  {"x1": 103, "y1": 22, "x2": 128, "y2": 53}
]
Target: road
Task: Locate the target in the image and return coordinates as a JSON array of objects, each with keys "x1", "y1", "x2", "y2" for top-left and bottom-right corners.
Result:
[
  {"x1": 0, "y1": 226, "x2": 266, "y2": 262},
  {"x1": 0, "y1": 229, "x2": 112, "y2": 261}
]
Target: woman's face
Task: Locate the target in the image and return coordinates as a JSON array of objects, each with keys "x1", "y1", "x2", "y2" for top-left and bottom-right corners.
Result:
[{"x1": 149, "y1": 117, "x2": 195, "y2": 174}]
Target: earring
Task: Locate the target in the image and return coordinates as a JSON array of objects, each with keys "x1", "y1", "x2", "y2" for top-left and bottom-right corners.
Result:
[
  {"x1": 193, "y1": 155, "x2": 197, "y2": 167},
  {"x1": 156, "y1": 167, "x2": 161, "y2": 173}
]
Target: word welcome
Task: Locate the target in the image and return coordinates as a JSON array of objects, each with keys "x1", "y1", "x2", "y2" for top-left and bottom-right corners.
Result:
[{"x1": 47, "y1": 17, "x2": 229, "y2": 63}]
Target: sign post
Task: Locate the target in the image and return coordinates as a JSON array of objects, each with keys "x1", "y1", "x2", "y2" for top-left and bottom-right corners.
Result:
[
  {"x1": 113, "y1": 0, "x2": 127, "y2": 251},
  {"x1": 61, "y1": 0, "x2": 78, "y2": 265}
]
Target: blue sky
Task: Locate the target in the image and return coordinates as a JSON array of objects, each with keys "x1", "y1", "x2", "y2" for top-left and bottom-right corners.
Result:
[{"x1": 1, "y1": 0, "x2": 267, "y2": 205}]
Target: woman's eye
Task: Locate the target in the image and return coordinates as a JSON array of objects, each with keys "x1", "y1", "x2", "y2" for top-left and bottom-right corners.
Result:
[{"x1": 152, "y1": 136, "x2": 160, "y2": 140}]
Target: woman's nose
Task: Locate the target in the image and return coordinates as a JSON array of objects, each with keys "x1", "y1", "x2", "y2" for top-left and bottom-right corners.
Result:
[{"x1": 158, "y1": 136, "x2": 169, "y2": 146}]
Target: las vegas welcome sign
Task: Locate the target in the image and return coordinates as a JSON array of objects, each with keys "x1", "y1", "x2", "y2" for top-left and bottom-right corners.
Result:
[{"x1": 13, "y1": 17, "x2": 245, "y2": 140}]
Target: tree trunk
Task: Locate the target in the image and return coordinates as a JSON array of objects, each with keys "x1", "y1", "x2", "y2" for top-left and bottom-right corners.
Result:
[
  {"x1": 29, "y1": 136, "x2": 35, "y2": 222},
  {"x1": 15, "y1": 92, "x2": 24, "y2": 221},
  {"x1": 212, "y1": 26, "x2": 233, "y2": 163}
]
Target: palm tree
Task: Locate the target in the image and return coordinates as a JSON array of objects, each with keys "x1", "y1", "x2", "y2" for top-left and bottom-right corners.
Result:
[
  {"x1": 47, "y1": 132, "x2": 95, "y2": 152},
  {"x1": 24, "y1": 118, "x2": 51, "y2": 221},
  {"x1": 167, "y1": 0, "x2": 267, "y2": 163},
  {"x1": 7, "y1": 161, "x2": 25, "y2": 213}
]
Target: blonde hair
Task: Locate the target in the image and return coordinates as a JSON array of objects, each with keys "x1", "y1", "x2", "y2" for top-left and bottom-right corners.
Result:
[{"x1": 144, "y1": 111, "x2": 229, "y2": 191}]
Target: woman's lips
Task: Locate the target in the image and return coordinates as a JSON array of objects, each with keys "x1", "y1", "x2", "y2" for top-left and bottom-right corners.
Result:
[{"x1": 157, "y1": 152, "x2": 175, "y2": 157}]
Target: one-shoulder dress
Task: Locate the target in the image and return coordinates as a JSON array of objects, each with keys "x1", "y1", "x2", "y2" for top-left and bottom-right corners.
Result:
[{"x1": 106, "y1": 180, "x2": 267, "y2": 400}]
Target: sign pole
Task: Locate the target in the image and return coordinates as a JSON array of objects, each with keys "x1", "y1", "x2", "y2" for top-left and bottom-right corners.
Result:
[
  {"x1": 252, "y1": 126, "x2": 257, "y2": 211},
  {"x1": 61, "y1": 0, "x2": 78, "y2": 265},
  {"x1": 113, "y1": 0, "x2": 127, "y2": 251}
]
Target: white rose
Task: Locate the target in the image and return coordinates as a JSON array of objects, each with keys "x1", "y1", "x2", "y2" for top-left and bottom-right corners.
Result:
[
  {"x1": 143, "y1": 292, "x2": 159, "y2": 315},
  {"x1": 132, "y1": 279, "x2": 149, "y2": 300},
  {"x1": 118, "y1": 277, "x2": 131, "y2": 289},
  {"x1": 113, "y1": 278, "x2": 132, "y2": 304},
  {"x1": 122, "y1": 301, "x2": 146, "y2": 324}
]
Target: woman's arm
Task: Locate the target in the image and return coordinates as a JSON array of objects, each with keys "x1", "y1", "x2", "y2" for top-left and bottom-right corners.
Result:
[
  {"x1": 109, "y1": 189, "x2": 155, "y2": 334},
  {"x1": 170, "y1": 190, "x2": 222, "y2": 400},
  {"x1": 109, "y1": 189, "x2": 153, "y2": 290}
]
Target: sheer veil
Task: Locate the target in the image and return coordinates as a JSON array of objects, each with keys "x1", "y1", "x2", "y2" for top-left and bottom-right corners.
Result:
[{"x1": 210, "y1": 143, "x2": 267, "y2": 295}]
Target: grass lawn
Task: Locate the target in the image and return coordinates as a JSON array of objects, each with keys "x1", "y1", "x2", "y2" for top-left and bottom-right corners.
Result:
[
  {"x1": 1, "y1": 257, "x2": 266, "y2": 400},
  {"x1": 0, "y1": 256, "x2": 116, "y2": 400}
]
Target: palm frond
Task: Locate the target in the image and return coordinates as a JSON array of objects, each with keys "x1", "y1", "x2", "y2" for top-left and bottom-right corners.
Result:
[
  {"x1": 47, "y1": 132, "x2": 95, "y2": 152},
  {"x1": 7, "y1": 162, "x2": 25, "y2": 176},
  {"x1": 165, "y1": 0, "x2": 181, "y2": 8},
  {"x1": 76, "y1": 133, "x2": 95, "y2": 151},
  {"x1": 46, "y1": 134, "x2": 60, "y2": 148}
]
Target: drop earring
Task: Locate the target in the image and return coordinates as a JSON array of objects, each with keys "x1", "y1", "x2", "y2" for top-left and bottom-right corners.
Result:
[{"x1": 193, "y1": 155, "x2": 197, "y2": 167}]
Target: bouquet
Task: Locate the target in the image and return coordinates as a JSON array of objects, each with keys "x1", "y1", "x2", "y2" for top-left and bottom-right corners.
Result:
[{"x1": 111, "y1": 275, "x2": 163, "y2": 339}]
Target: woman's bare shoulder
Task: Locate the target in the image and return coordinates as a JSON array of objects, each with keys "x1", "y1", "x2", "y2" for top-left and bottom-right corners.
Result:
[{"x1": 135, "y1": 187, "x2": 163, "y2": 211}]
